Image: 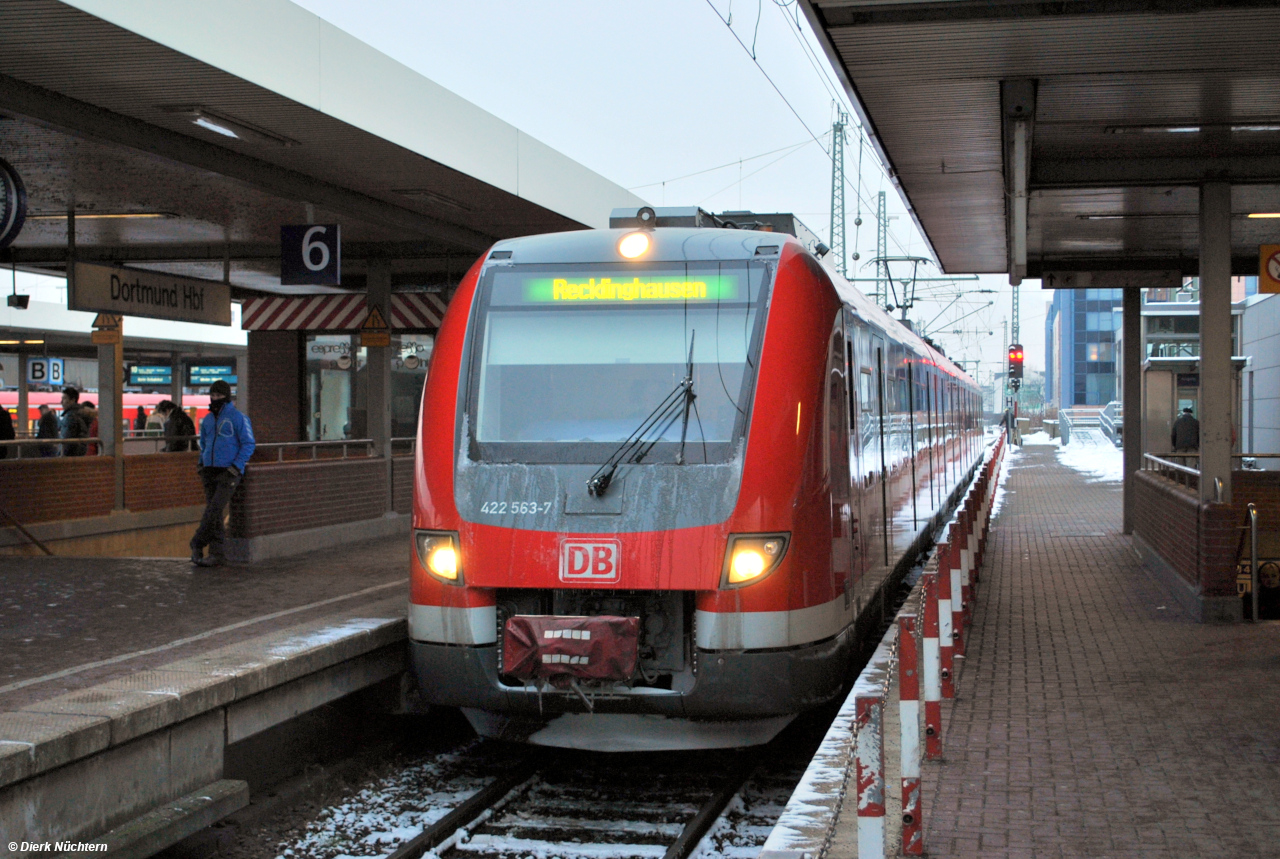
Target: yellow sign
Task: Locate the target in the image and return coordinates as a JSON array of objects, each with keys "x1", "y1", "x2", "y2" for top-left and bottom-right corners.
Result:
[
  {"x1": 1260, "y1": 245, "x2": 1280, "y2": 294},
  {"x1": 90, "y1": 313, "x2": 122, "y2": 344},
  {"x1": 359, "y1": 305, "x2": 390, "y2": 347}
]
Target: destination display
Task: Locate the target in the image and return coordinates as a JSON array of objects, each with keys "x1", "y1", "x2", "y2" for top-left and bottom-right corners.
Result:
[
  {"x1": 188, "y1": 363, "x2": 237, "y2": 386},
  {"x1": 515, "y1": 273, "x2": 741, "y2": 304},
  {"x1": 71, "y1": 262, "x2": 232, "y2": 326},
  {"x1": 130, "y1": 365, "x2": 173, "y2": 386}
]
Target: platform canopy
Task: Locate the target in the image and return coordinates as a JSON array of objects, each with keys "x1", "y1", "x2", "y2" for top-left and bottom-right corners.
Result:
[
  {"x1": 0, "y1": 0, "x2": 646, "y2": 295},
  {"x1": 801, "y1": 0, "x2": 1280, "y2": 280}
]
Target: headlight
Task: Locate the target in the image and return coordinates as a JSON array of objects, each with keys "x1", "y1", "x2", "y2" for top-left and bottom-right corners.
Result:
[
  {"x1": 721, "y1": 533, "x2": 789, "y2": 588},
  {"x1": 415, "y1": 530, "x2": 462, "y2": 585}
]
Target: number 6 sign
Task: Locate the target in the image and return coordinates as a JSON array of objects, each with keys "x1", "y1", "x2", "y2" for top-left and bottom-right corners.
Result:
[{"x1": 281, "y1": 223, "x2": 341, "y2": 285}]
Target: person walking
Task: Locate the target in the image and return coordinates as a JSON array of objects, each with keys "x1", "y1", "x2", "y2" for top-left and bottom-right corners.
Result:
[
  {"x1": 1171, "y1": 407, "x2": 1200, "y2": 452},
  {"x1": 0, "y1": 405, "x2": 14, "y2": 460},
  {"x1": 191, "y1": 380, "x2": 255, "y2": 567},
  {"x1": 36, "y1": 404, "x2": 59, "y2": 457},
  {"x1": 58, "y1": 387, "x2": 89, "y2": 457},
  {"x1": 158, "y1": 400, "x2": 196, "y2": 452}
]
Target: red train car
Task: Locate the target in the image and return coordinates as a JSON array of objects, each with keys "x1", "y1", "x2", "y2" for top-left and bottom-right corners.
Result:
[{"x1": 410, "y1": 209, "x2": 982, "y2": 750}]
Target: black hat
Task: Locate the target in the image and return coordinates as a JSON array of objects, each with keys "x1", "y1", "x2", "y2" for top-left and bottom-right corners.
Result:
[{"x1": 209, "y1": 380, "x2": 232, "y2": 398}]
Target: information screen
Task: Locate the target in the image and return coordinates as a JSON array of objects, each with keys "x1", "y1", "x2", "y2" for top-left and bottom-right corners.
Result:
[
  {"x1": 130, "y1": 365, "x2": 172, "y2": 386},
  {"x1": 187, "y1": 363, "x2": 237, "y2": 386},
  {"x1": 492, "y1": 271, "x2": 742, "y2": 306}
]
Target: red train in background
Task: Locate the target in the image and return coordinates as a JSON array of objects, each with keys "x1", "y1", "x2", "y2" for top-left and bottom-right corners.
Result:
[
  {"x1": 0, "y1": 392, "x2": 211, "y2": 432},
  {"x1": 409, "y1": 208, "x2": 983, "y2": 751}
]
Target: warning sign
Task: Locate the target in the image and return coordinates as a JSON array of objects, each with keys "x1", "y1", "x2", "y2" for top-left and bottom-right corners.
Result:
[
  {"x1": 90, "y1": 313, "x2": 122, "y2": 345},
  {"x1": 1261, "y1": 245, "x2": 1280, "y2": 294},
  {"x1": 359, "y1": 305, "x2": 390, "y2": 348}
]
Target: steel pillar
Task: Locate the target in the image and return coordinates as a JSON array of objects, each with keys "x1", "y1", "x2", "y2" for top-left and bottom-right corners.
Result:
[
  {"x1": 1122, "y1": 287, "x2": 1142, "y2": 534},
  {"x1": 1198, "y1": 183, "x2": 1232, "y2": 505}
]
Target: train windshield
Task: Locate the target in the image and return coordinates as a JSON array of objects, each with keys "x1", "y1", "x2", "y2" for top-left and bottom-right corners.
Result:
[{"x1": 467, "y1": 261, "x2": 772, "y2": 464}]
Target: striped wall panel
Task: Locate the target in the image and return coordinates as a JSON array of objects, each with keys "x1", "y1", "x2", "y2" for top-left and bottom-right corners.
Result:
[{"x1": 241, "y1": 292, "x2": 450, "y2": 330}]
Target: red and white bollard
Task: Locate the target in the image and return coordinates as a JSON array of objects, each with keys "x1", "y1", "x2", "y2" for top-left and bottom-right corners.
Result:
[
  {"x1": 948, "y1": 524, "x2": 966, "y2": 661},
  {"x1": 898, "y1": 613, "x2": 924, "y2": 855},
  {"x1": 937, "y1": 541, "x2": 957, "y2": 698},
  {"x1": 922, "y1": 570, "x2": 943, "y2": 759}
]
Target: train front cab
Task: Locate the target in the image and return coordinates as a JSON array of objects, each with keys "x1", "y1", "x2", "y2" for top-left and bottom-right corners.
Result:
[{"x1": 408, "y1": 227, "x2": 980, "y2": 748}]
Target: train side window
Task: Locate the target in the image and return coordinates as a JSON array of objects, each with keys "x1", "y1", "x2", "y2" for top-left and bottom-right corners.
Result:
[
  {"x1": 860, "y1": 369, "x2": 873, "y2": 412},
  {"x1": 846, "y1": 341, "x2": 857, "y2": 429}
]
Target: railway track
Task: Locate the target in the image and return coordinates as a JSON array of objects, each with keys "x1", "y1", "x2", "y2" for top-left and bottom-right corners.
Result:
[{"x1": 276, "y1": 723, "x2": 821, "y2": 859}]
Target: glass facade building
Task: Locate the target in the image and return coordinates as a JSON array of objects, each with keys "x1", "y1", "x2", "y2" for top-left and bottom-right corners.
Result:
[{"x1": 1044, "y1": 288, "x2": 1125, "y2": 407}]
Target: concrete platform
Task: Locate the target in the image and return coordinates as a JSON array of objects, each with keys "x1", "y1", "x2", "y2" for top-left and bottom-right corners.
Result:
[
  {"x1": 0, "y1": 537, "x2": 411, "y2": 854},
  {"x1": 878, "y1": 443, "x2": 1280, "y2": 857}
]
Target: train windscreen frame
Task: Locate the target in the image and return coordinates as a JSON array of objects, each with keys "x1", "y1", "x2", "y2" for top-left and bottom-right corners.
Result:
[{"x1": 463, "y1": 260, "x2": 773, "y2": 465}]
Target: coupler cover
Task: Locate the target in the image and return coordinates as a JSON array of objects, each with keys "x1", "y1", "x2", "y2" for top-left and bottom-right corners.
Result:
[{"x1": 502, "y1": 615, "x2": 640, "y2": 682}]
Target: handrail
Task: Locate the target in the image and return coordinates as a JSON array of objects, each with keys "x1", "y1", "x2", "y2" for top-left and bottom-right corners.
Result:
[
  {"x1": 1248, "y1": 503, "x2": 1259, "y2": 622},
  {"x1": 0, "y1": 500, "x2": 54, "y2": 555},
  {"x1": 1142, "y1": 453, "x2": 1199, "y2": 477},
  {"x1": 0, "y1": 437, "x2": 105, "y2": 460},
  {"x1": 253, "y1": 439, "x2": 375, "y2": 462},
  {"x1": 1214, "y1": 477, "x2": 1224, "y2": 503}
]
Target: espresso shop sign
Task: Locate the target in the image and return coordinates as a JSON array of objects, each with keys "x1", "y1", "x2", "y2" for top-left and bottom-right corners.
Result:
[{"x1": 71, "y1": 262, "x2": 232, "y2": 326}]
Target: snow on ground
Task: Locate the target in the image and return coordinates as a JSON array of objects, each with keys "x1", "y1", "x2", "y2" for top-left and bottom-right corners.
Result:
[
  {"x1": 1019, "y1": 430, "x2": 1059, "y2": 446},
  {"x1": 1056, "y1": 430, "x2": 1125, "y2": 482}
]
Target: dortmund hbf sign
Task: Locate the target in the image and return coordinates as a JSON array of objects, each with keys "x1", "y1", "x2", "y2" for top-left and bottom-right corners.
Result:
[{"x1": 70, "y1": 262, "x2": 232, "y2": 326}]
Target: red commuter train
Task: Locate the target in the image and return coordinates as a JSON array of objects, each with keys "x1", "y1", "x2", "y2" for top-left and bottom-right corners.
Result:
[{"x1": 410, "y1": 208, "x2": 982, "y2": 751}]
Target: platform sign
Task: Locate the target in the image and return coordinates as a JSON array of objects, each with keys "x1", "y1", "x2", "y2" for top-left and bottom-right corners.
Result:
[
  {"x1": 72, "y1": 263, "x2": 232, "y2": 326},
  {"x1": 188, "y1": 363, "x2": 237, "y2": 386},
  {"x1": 130, "y1": 365, "x2": 172, "y2": 386},
  {"x1": 1041, "y1": 270, "x2": 1181, "y2": 290},
  {"x1": 359, "y1": 305, "x2": 390, "y2": 348},
  {"x1": 1260, "y1": 245, "x2": 1280, "y2": 294},
  {"x1": 90, "y1": 312, "x2": 123, "y2": 345},
  {"x1": 26, "y1": 357, "x2": 63, "y2": 386},
  {"x1": 281, "y1": 224, "x2": 341, "y2": 286}
]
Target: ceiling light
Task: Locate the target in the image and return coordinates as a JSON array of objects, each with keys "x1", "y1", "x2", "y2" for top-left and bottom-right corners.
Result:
[
  {"x1": 23, "y1": 339, "x2": 42, "y2": 344},
  {"x1": 1232, "y1": 124, "x2": 1280, "y2": 133},
  {"x1": 193, "y1": 116, "x2": 239, "y2": 138},
  {"x1": 1106, "y1": 125, "x2": 1200, "y2": 134},
  {"x1": 29, "y1": 212, "x2": 174, "y2": 220},
  {"x1": 1247, "y1": 213, "x2": 1280, "y2": 219},
  {"x1": 160, "y1": 105, "x2": 297, "y2": 147}
]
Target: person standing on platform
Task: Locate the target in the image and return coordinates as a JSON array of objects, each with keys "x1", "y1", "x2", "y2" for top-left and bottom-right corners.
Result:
[
  {"x1": 81, "y1": 401, "x2": 99, "y2": 455},
  {"x1": 58, "y1": 386, "x2": 89, "y2": 457},
  {"x1": 36, "y1": 404, "x2": 58, "y2": 457},
  {"x1": 1171, "y1": 407, "x2": 1200, "y2": 453},
  {"x1": 191, "y1": 380, "x2": 255, "y2": 567},
  {"x1": 133, "y1": 405, "x2": 147, "y2": 431},
  {"x1": 158, "y1": 400, "x2": 196, "y2": 452},
  {"x1": 0, "y1": 405, "x2": 14, "y2": 459}
]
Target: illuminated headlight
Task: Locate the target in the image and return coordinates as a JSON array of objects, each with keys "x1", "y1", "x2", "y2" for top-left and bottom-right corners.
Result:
[
  {"x1": 618, "y1": 231, "x2": 650, "y2": 259},
  {"x1": 721, "y1": 533, "x2": 789, "y2": 588},
  {"x1": 415, "y1": 530, "x2": 462, "y2": 585}
]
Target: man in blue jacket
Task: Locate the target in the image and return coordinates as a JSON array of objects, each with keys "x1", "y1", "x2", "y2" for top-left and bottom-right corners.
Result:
[{"x1": 191, "y1": 379, "x2": 256, "y2": 567}]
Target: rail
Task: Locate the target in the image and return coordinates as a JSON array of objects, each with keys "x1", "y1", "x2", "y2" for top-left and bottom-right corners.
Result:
[
  {"x1": 1100, "y1": 400, "x2": 1123, "y2": 446},
  {"x1": 390, "y1": 436, "x2": 417, "y2": 456},
  {"x1": 252, "y1": 439, "x2": 375, "y2": 462},
  {"x1": 0, "y1": 437, "x2": 105, "y2": 459},
  {"x1": 1142, "y1": 453, "x2": 1201, "y2": 489},
  {"x1": 1248, "y1": 503, "x2": 1259, "y2": 622}
]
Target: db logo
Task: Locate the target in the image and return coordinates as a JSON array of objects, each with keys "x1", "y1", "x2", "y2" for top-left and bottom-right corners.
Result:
[{"x1": 560, "y1": 540, "x2": 621, "y2": 583}]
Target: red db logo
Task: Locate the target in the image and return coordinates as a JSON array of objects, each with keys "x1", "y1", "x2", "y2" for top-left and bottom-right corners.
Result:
[{"x1": 560, "y1": 540, "x2": 621, "y2": 583}]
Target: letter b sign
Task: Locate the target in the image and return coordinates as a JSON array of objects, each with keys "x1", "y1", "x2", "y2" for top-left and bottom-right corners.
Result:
[{"x1": 281, "y1": 224, "x2": 341, "y2": 286}]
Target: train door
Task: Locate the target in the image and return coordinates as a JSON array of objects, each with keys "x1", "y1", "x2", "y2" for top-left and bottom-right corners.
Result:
[
  {"x1": 845, "y1": 313, "x2": 873, "y2": 584},
  {"x1": 826, "y1": 315, "x2": 854, "y2": 608}
]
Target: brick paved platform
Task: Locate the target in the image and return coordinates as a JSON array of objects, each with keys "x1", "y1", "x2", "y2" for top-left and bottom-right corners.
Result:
[
  {"x1": 924, "y1": 442, "x2": 1280, "y2": 858},
  {"x1": 0, "y1": 537, "x2": 409, "y2": 713}
]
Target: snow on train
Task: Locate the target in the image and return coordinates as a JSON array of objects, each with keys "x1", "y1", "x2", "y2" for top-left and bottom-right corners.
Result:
[{"x1": 409, "y1": 207, "x2": 983, "y2": 751}]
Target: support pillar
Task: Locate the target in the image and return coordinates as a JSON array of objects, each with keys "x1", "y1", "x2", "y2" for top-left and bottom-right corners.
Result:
[
  {"x1": 1122, "y1": 287, "x2": 1142, "y2": 534},
  {"x1": 98, "y1": 337, "x2": 125, "y2": 510},
  {"x1": 1199, "y1": 182, "x2": 1232, "y2": 505},
  {"x1": 16, "y1": 353, "x2": 28, "y2": 438},
  {"x1": 170, "y1": 352, "x2": 183, "y2": 408},
  {"x1": 365, "y1": 264, "x2": 394, "y2": 514}
]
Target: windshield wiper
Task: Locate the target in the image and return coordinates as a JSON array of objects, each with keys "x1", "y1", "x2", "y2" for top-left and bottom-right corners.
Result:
[{"x1": 586, "y1": 332, "x2": 697, "y2": 498}]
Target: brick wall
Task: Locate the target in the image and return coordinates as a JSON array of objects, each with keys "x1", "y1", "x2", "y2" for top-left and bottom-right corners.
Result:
[
  {"x1": 392, "y1": 456, "x2": 414, "y2": 514},
  {"x1": 123, "y1": 452, "x2": 203, "y2": 512},
  {"x1": 1133, "y1": 470, "x2": 1199, "y2": 587},
  {"x1": 247, "y1": 330, "x2": 302, "y2": 443},
  {"x1": 1199, "y1": 502, "x2": 1239, "y2": 598},
  {"x1": 230, "y1": 458, "x2": 387, "y2": 538},
  {"x1": 0, "y1": 457, "x2": 115, "y2": 523}
]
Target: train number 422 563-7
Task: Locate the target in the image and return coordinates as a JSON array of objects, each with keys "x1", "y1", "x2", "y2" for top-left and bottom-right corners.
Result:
[{"x1": 480, "y1": 500, "x2": 552, "y2": 515}]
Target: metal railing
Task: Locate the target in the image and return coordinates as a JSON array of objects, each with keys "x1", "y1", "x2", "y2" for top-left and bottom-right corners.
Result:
[
  {"x1": 0, "y1": 437, "x2": 106, "y2": 459},
  {"x1": 1142, "y1": 453, "x2": 1201, "y2": 489},
  {"x1": 252, "y1": 439, "x2": 376, "y2": 462},
  {"x1": 1099, "y1": 401, "x2": 1123, "y2": 447},
  {"x1": 1248, "y1": 503, "x2": 1259, "y2": 622},
  {"x1": 390, "y1": 436, "x2": 418, "y2": 456}
]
